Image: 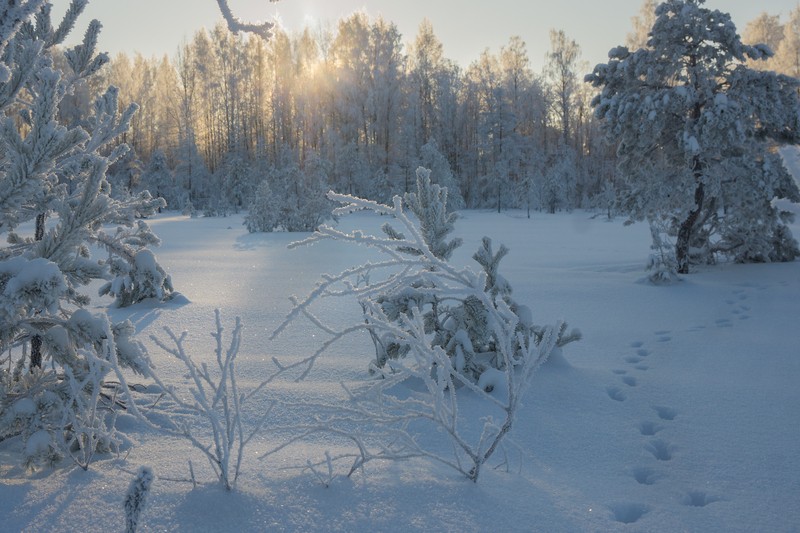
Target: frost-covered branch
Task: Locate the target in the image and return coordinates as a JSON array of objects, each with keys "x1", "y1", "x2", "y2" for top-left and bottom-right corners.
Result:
[{"x1": 215, "y1": 0, "x2": 278, "y2": 41}]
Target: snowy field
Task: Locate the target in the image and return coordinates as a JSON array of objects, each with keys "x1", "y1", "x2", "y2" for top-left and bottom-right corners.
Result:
[{"x1": 2, "y1": 204, "x2": 799, "y2": 532}]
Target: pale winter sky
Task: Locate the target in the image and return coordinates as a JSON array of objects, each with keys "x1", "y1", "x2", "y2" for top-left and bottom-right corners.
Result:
[{"x1": 52, "y1": 0, "x2": 799, "y2": 72}]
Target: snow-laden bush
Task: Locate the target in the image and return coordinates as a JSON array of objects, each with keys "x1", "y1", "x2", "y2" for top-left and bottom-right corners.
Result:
[
  {"x1": 99, "y1": 248, "x2": 174, "y2": 307},
  {"x1": 270, "y1": 167, "x2": 579, "y2": 481},
  {"x1": 245, "y1": 152, "x2": 333, "y2": 233},
  {"x1": 364, "y1": 169, "x2": 580, "y2": 383},
  {"x1": 244, "y1": 179, "x2": 277, "y2": 233}
]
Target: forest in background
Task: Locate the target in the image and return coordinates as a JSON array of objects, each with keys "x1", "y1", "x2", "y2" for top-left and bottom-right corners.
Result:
[{"x1": 52, "y1": 3, "x2": 800, "y2": 217}]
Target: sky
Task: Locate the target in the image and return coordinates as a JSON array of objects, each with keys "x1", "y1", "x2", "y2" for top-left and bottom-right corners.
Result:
[{"x1": 51, "y1": 0, "x2": 800, "y2": 72}]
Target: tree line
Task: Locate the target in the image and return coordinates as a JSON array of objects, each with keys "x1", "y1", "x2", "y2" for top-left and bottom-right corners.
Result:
[
  {"x1": 65, "y1": 14, "x2": 605, "y2": 216},
  {"x1": 56, "y1": 5, "x2": 800, "y2": 221}
]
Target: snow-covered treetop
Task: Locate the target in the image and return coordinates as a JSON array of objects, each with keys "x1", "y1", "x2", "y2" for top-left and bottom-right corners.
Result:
[{"x1": 585, "y1": 0, "x2": 800, "y2": 221}]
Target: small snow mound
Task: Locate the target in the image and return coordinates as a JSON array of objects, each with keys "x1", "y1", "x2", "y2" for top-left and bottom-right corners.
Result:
[
  {"x1": 24, "y1": 430, "x2": 52, "y2": 457},
  {"x1": 477, "y1": 367, "x2": 507, "y2": 393},
  {"x1": 542, "y1": 346, "x2": 572, "y2": 370},
  {"x1": 167, "y1": 292, "x2": 191, "y2": 305},
  {"x1": 13, "y1": 398, "x2": 36, "y2": 416},
  {"x1": 515, "y1": 304, "x2": 533, "y2": 329}
]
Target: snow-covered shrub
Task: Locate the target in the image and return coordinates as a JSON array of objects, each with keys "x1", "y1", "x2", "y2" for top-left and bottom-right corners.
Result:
[
  {"x1": 366, "y1": 168, "x2": 580, "y2": 382},
  {"x1": 271, "y1": 167, "x2": 579, "y2": 481},
  {"x1": 124, "y1": 466, "x2": 154, "y2": 533},
  {"x1": 99, "y1": 248, "x2": 174, "y2": 307},
  {"x1": 138, "y1": 150, "x2": 175, "y2": 210},
  {"x1": 541, "y1": 147, "x2": 577, "y2": 214},
  {"x1": 244, "y1": 179, "x2": 277, "y2": 233},
  {"x1": 245, "y1": 153, "x2": 333, "y2": 233},
  {"x1": 715, "y1": 152, "x2": 800, "y2": 264},
  {"x1": 0, "y1": 1, "x2": 167, "y2": 468}
]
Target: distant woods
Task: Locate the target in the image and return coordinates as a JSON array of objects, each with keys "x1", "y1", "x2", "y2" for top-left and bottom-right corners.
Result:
[
  {"x1": 66, "y1": 15, "x2": 601, "y2": 213},
  {"x1": 69, "y1": 6, "x2": 800, "y2": 214}
]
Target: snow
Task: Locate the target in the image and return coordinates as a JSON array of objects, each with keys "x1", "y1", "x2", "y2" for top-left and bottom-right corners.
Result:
[
  {"x1": 23, "y1": 430, "x2": 52, "y2": 458},
  {"x1": 0, "y1": 256, "x2": 65, "y2": 315},
  {"x1": 12, "y1": 398, "x2": 36, "y2": 417},
  {"x1": 476, "y1": 367, "x2": 507, "y2": 394},
  {"x1": 2, "y1": 207, "x2": 799, "y2": 532}
]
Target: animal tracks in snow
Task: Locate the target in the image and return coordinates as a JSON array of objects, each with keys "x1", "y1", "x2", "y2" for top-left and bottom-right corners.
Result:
[
  {"x1": 653, "y1": 405, "x2": 678, "y2": 421},
  {"x1": 609, "y1": 502, "x2": 649, "y2": 524},
  {"x1": 602, "y1": 329, "x2": 724, "y2": 525},
  {"x1": 646, "y1": 438, "x2": 675, "y2": 461},
  {"x1": 632, "y1": 466, "x2": 660, "y2": 486},
  {"x1": 606, "y1": 386, "x2": 627, "y2": 402},
  {"x1": 681, "y1": 491, "x2": 721, "y2": 507},
  {"x1": 638, "y1": 420, "x2": 663, "y2": 436},
  {"x1": 722, "y1": 286, "x2": 761, "y2": 325}
]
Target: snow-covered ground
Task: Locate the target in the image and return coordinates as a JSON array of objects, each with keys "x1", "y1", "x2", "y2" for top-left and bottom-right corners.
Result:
[{"x1": 2, "y1": 205, "x2": 799, "y2": 532}]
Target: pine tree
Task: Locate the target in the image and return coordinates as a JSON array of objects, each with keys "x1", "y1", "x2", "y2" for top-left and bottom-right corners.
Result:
[
  {"x1": 0, "y1": 1, "x2": 167, "y2": 468},
  {"x1": 244, "y1": 179, "x2": 277, "y2": 233},
  {"x1": 586, "y1": 0, "x2": 800, "y2": 274},
  {"x1": 138, "y1": 149, "x2": 175, "y2": 210},
  {"x1": 419, "y1": 139, "x2": 465, "y2": 210},
  {"x1": 370, "y1": 167, "x2": 579, "y2": 381}
]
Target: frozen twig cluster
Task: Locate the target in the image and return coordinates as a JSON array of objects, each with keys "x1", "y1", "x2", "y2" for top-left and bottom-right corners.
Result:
[{"x1": 146, "y1": 311, "x2": 273, "y2": 491}]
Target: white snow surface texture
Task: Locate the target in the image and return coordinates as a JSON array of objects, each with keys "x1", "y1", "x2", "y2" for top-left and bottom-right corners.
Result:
[{"x1": 2, "y1": 184, "x2": 799, "y2": 531}]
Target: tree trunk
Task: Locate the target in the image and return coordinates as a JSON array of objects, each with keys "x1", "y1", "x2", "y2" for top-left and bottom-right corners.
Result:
[
  {"x1": 676, "y1": 181, "x2": 704, "y2": 274},
  {"x1": 30, "y1": 213, "x2": 46, "y2": 369}
]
